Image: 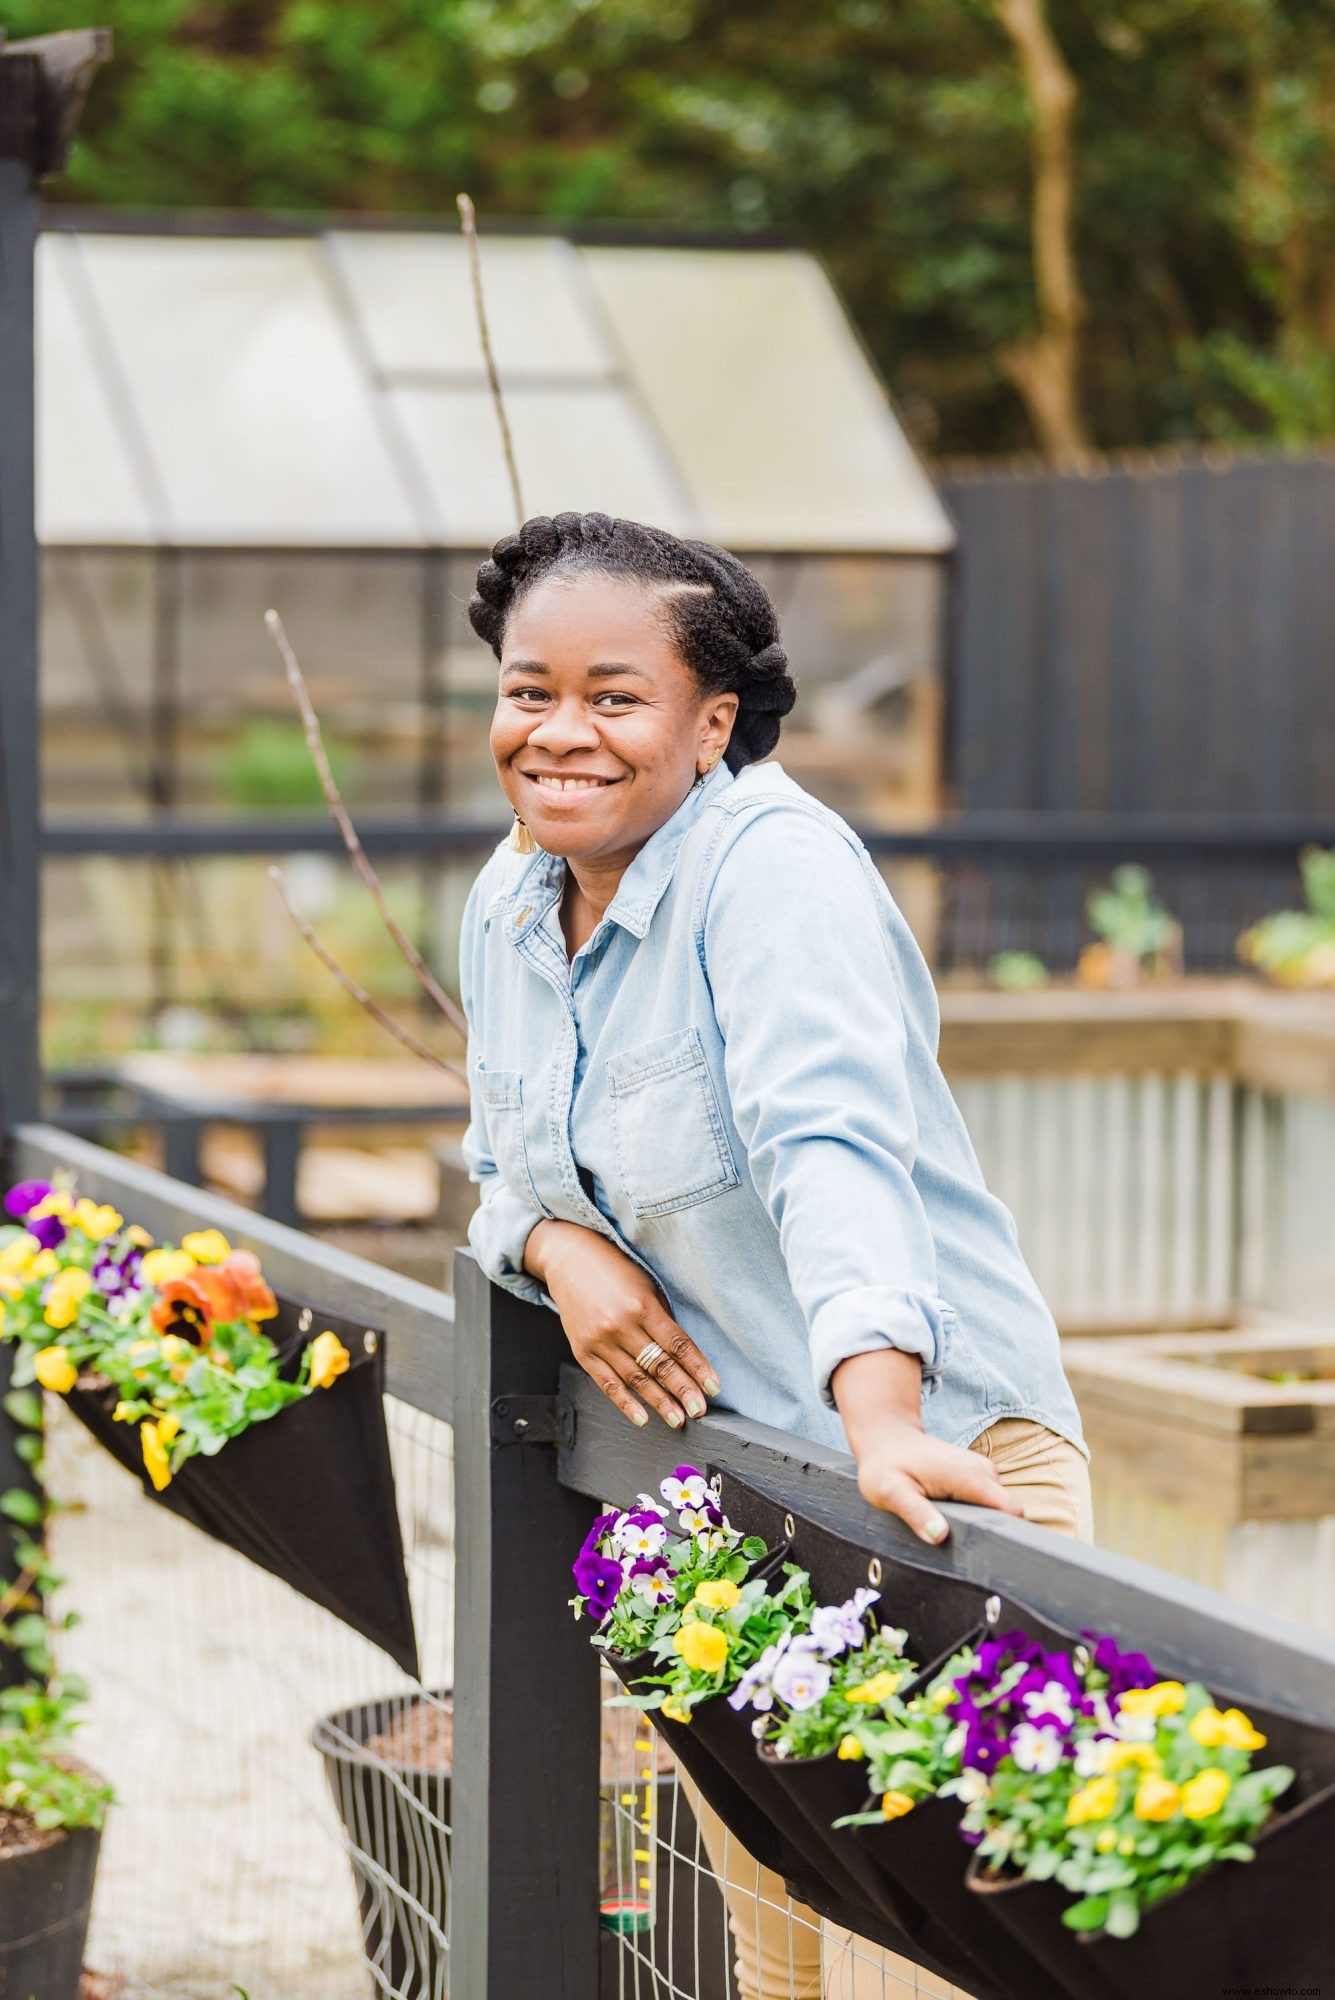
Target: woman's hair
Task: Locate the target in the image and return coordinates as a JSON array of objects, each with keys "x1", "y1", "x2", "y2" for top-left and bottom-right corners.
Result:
[{"x1": 468, "y1": 512, "x2": 797, "y2": 772}]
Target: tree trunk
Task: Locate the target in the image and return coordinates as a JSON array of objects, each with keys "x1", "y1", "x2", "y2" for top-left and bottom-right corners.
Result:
[{"x1": 995, "y1": 0, "x2": 1089, "y2": 458}]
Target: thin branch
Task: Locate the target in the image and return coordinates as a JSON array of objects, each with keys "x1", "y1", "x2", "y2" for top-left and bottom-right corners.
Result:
[
  {"x1": 0, "y1": 1567, "x2": 40, "y2": 1626},
  {"x1": 268, "y1": 867, "x2": 464, "y2": 1079},
  {"x1": 457, "y1": 192, "x2": 525, "y2": 529},
  {"x1": 265, "y1": 609, "x2": 469, "y2": 1041}
]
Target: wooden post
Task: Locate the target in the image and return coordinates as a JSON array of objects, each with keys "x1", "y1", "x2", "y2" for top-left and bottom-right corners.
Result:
[
  {"x1": 450, "y1": 1251, "x2": 602, "y2": 1998},
  {"x1": 0, "y1": 28, "x2": 110, "y2": 1684}
]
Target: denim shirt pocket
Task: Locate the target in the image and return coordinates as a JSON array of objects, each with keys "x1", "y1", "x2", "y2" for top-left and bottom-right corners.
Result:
[
  {"x1": 606, "y1": 1027, "x2": 741, "y2": 1219},
  {"x1": 478, "y1": 1065, "x2": 553, "y2": 1218}
]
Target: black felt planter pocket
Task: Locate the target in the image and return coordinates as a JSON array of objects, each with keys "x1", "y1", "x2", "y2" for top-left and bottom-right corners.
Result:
[
  {"x1": 850, "y1": 1794, "x2": 1049, "y2": 2000},
  {"x1": 603, "y1": 1648, "x2": 814, "y2": 1886},
  {"x1": 1077, "y1": 1783, "x2": 1335, "y2": 1997},
  {"x1": 68, "y1": 1290, "x2": 419, "y2": 1676},
  {"x1": 967, "y1": 1696, "x2": 1335, "y2": 2000},
  {"x1": 966, "y1": 1856, "x2": 1110, "y2": 2000}
]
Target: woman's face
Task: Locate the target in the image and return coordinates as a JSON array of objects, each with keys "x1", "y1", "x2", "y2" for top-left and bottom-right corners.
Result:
[{"x1": 490, "y1": 571, "x2": 738, "y2": 865}]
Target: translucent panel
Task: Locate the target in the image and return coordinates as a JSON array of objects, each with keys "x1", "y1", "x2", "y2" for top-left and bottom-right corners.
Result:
[
  {"x1": 75, "y1": 237, "x2": 424, "y2": 546},
  {"x1": 329, "y1": 231, "x2": 612, "y2": 380},
  {"x1": 393, "y1": 384, "x2": 693, "y2": 545},
  {"x1": 582, "y1": 248, "x2": 955, "y2": 554},
  {"x1": 41, "y1": 550, "x2": 160, "y2": 818},
  {"x1": 37, "y1": 236, "x2": 156, "y2": 543}
]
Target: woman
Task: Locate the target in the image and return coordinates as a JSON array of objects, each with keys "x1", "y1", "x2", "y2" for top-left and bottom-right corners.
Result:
[{"x1": 459, "y1": 510, "x2": 1090, "y2": 1999}]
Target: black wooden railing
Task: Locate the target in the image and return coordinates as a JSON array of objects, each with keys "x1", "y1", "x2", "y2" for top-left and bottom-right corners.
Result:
[{"x1": 8, "y1": 1119, "x2": 1335, "y2": 1997}]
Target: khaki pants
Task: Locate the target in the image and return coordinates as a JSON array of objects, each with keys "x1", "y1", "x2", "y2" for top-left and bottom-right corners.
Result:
[{"x1": 685, "y1": 1418, "x2": 1093, "y2": 1999}]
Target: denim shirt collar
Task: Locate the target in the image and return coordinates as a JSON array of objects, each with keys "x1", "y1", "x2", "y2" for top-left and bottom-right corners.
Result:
[{"x1": 501, "y1": 758, "x2": 735, "y2": 947}]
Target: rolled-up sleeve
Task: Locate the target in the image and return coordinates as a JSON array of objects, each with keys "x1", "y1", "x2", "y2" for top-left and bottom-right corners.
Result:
[
  {"x1": 458, "y1": 883, "x2": 556, "y2": 1313},
  {"x1": 702, "y1": 809, "x2": 950, "y2": 1405}
]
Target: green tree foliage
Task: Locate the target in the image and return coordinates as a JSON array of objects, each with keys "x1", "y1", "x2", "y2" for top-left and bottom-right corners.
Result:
[{"x1": 13, "y1": 0, "x2": 1335, "y2": 453}]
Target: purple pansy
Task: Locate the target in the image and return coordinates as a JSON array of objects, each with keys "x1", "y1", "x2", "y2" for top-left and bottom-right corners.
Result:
[
  {"x1": 92, "y1": 1245, "x2": 143, "y2": 1299},
  {"x1": 770, "y1": 1642, "x2": 832, "y2": 1713},
  {"x1": 577, "y1": 1510, "x2": 619, "y2": 1561},
  {"x1": 572, "y1": 1549, "x2": 624, "y2": 1621},
  {"x1": 27, "y1": 1212, "x2": 67, "y2": 1250},
  {"x1": 4, "y1": 1179, "x2": 52, "y2": 1219},
  {"x1": 1087, "y1": 1631, "x2": 1159, "y2": 1696}
]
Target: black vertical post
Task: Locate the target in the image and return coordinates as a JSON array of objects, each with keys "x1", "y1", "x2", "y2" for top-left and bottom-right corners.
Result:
[
  {"x1": 0, "y1": 63, "x2": 50, "y2": 1695},
  {"x1": 0, "y1": 25, "x2": 110, "y2": 1686},
  {"x1": 450, "y1": 1250, "x2": 602, "y2": 1999}
]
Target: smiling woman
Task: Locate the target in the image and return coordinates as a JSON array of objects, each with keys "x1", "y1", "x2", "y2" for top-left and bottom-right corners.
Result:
[{"x1": 458, "y1": 509, "x2": 1091, "y2": 2000}]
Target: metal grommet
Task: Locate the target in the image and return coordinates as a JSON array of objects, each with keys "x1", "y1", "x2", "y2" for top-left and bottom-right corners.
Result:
[
  {"x1": 783, "y1": 1512, "x2": 796, "y2": 1541},
  {"x1": 364, "y1": 1330, "x2": 379, "y2": 1355},
  {"x1": 297, "y1": 1307, "x2": 313, "y2": 1333},
  {"x1": 867, "y1": 1557, "x2": 882, "y2": 1587},
  {"x1": 984, "y1": 1593, "x2": 1001, "y2": 1626}
]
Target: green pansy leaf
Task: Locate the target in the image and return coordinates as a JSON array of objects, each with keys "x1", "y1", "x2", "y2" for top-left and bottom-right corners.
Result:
[
  {"x1": 2, "y1": 1390, "x2": 43, "y2": 1430},
  {"x1": 1105, "y1": 1893, "x2": 1141, "y2": 1939},
  {"x1": 0, "y1": 1488, "x2": 43, "y2": 1525},
  {"x1": 1061, "y1": 1895, "x2": 1110, "y2": 1932}
]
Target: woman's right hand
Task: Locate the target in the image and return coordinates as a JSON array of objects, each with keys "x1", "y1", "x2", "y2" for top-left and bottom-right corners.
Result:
[{"x1": 523, "y1": 1218, "x2": 721, "y2": 1431}]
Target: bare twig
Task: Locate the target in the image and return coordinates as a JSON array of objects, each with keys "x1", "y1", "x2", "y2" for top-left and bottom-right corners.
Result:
[
  {"x1": 268, "y1": 867, "x2": 464, "y2": 1079},
  {"x1": 265, "y1": 609, "x2": 469, "y2": 1040},
  {"x1": 0, "y1": 1566, "x2": 40, "y2": 1626},
  {"x1": 457, "y1": 192, "x2": 525, "y2": 529}
]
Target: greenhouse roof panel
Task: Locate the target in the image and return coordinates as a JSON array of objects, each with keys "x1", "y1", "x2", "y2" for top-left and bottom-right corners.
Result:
[
  {"x1": 330, "y1": 231, "x2": 612, "y2": 381},
  {"x1": 392, "y1": 382, "x2": 695, "y2": 545},
  {"x1": 581, "y1": 248, "x2": 955, "y2": 555},
  {"x1": 37, "y1": 224, "x2": 953, "y2": 555},
  {"x1": 70, "y1": 236, "x2": 426, "y2": 546},
  {"x1": 37, "y1": 235, "x2": 157, "y2": 543}
]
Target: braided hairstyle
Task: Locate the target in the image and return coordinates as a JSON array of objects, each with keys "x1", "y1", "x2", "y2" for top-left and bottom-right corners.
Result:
[{"x1": 469, "y1": 512, "x2": 797, "y2": 772}]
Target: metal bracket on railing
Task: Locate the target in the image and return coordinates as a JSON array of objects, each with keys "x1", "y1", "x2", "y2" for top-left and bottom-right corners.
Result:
[{"x1": 490, "y1": 1394, "x2": 574, "y2": 1450}]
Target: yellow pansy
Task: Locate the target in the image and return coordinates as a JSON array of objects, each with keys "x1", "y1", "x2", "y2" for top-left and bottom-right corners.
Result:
[
  {"x1": 674, "y1": 1622, "x2": 730, "y2": 1674},
  {"x1": 1094, "y1": 1828, "x2": 1119, "y2": 1853},
  {"x1": 112, "y1": 1400, "x2": 138, "y2": 1423},
  {"x1": 1134, "y1": 1775, "x2": 1182, "y2": 1822},
  {"x1": 837, "y1": 1733, "x2": 865, "y2": 1761},
  {"x1": 159, "y1": 1334, "x2": 193, "y2": 1362},
  {"x1": 0, "y1": 1233, "x2": 39, "y2": 1273},
  {"x1": 1180, "y1": 1768, "x2": 1231, "y2": 1820},
  {"x1": 661, "y1": 1697, "x2": 692, "y2": 1725},
  {"x1": 309, "y1": 1331, "x2": 352, "y2": 1390},
  {"x1": 126, "y1": 1224, "x2": 154, "y2": 1248},
  {"x1": 30, "y1": 1191, "x2": 73, "y2": 1221},
  {"x1": 1101, "y1": 1741, "x2": 1160, "y2": 1774},
  {"x1": 1118, "y1": 1681, "x2": 1186, "y2": 1719},
  {"x1": 33, "y1": 1345, "x2": 78, "y2": 1394},
  {"x1": 140, "y1": 1421, "x2": 173, "y2": 1492},
  {"x1": 181, "y1": 1228, "x2": 231, "y2": 1264},
  {"x1": 1067, "y1": 1777, "x2": 1120, "y2": 1825},
  {"x1": 71, "y1": 1198, "x2": 123, "y2": 1241},
  {"x1": 928, "y1": 1683, "x2": 955, "y2": 1712},
  {"x1": 880, "y1": 1791, "x2": 915, "y2": 1821},
  {"x1": 28, "y1": 1250, "x2": 58, "y2": 1280},
  {"x1": 43, "y1": 1268, "x2": 93, "y2": 1329},
  {"x1": 844, "y1": 1670, "x2": 902, "y2": 1706},
  {"x1": 157, "y1": 1411, "x2": 182, "y2": 1444},
  {"x1": 1189, "y1": 1706, "x2": 1266, "y2": 1752},
  {"x1": 693, "y1": 1578, "x2": 741, "y2": 1611},
  {"x1": 141, "y1": 1248, "x2": 196, "y2": 1286}
]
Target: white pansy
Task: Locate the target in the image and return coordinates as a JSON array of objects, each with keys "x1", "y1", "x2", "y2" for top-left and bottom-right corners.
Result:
[{"x1": 1010, "y1": 1723, "x2": 1065, "y2": 1775}]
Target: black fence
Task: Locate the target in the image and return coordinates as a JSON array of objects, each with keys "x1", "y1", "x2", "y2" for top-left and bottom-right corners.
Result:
[{"x1": 9, "y1": 1120, "x2": 1335, "y2": 1998}]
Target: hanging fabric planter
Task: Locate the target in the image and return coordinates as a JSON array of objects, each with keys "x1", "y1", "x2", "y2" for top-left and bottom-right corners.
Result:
[{"x1": 66, "y1": 1292, "x2": 419, "y2": 1677}]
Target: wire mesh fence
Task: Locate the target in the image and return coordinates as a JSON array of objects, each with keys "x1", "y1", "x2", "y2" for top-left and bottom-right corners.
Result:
[{"x1": 46, "y1": 1394, "x2": 454, "y2": 2000}]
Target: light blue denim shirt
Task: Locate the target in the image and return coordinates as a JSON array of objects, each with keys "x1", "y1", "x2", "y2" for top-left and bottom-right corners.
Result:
[{"x1": 459, "y1": 757, "x2": 1085, "y2": 1459}]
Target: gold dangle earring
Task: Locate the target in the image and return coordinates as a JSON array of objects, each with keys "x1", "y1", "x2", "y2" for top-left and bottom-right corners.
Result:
[{"x1": 507, "y1": 814, "x2": 537, "y2": 855}]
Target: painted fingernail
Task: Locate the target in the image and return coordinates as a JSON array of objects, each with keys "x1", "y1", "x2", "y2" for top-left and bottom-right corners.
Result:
[
  {"x1": 631, "y1": 1408, "x2": 648, "y2": 1427},
  {"x1": 703, "y1": 1376, "x2": 722, "y2": 1398},
  {"x1": 922, "y1": 1514, "x2": 949, "y2": 1544},
  {"x1": 665, "y1": 1409, "x2": 683, "y2": 1429},
  {"x1": 685, "y1": 1395, "x2": 706, "y2": 1419}
]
